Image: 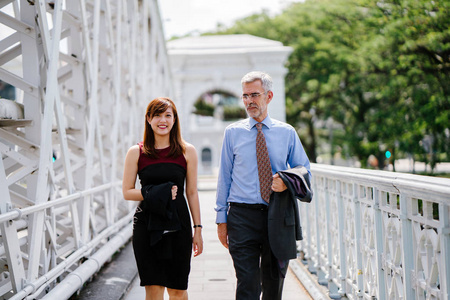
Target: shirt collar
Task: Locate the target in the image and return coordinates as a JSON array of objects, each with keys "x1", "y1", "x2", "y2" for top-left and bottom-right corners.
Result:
[{"x1": 249, "y1": 115, "x2": 272, "y2": 129}]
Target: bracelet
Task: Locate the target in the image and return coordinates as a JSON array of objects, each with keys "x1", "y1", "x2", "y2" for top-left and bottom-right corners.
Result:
[{"x1": 193, "y1": 225, "x2": 203, "y2": 228}]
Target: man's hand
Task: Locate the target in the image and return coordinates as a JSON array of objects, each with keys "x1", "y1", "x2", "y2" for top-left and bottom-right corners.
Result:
[
  {"x1": 272, "y1": 173, "x2": 287, "y2": 192},
  {"x1": 217, "y1": 223, "x2": 228, "y2": 249}
]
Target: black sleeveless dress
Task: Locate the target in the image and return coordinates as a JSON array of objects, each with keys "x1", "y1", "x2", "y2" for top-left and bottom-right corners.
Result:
[{"x1": 132, "y1": 143, "x2": 192, "y2": 289}]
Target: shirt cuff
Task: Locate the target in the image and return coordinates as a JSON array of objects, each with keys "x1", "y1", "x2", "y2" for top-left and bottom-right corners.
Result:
[{"x1": 215, "y1": 211, "x2": 227, "y2": 224}]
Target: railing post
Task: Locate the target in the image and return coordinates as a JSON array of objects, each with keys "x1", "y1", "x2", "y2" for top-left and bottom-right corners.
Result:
[
  {"x1": 373, "y1": 187, "x2": 386, "y2": 298},
  {"x1": 440, "y1": 203, "x2": 450, "y2": 300},
  {"x1": 325, "y1": 178, "x2": 339, "y2": 296},
  {"x1": 336, "y1": 180, "x2": 347, "y2": 297},
  {"x1": 399, "y1": 194, "x2": 415, "y2": 299},
  {"x1": 353, "y1": 184, "x2": 364, "y2": 299},
  {"x1": 314, "y1": 176, "x2": 325, "y2": 284},
  {"x1": 304, "y1": 176, "x2": 315, "y2": 273}
]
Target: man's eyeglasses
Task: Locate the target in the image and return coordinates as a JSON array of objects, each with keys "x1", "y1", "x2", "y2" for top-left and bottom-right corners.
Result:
[{"x1": 241, "y1": 92, "x2": 267, "y2": 100}]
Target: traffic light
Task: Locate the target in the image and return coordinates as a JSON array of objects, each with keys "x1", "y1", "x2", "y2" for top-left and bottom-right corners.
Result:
[{"x1": 385, "y1": 150, "x2": 391, "y2": 159}]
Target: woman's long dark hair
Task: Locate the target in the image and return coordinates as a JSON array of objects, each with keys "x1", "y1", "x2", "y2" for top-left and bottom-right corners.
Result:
[{"x1": 143, "y1": 97, "x2": 185, "y2": 158}]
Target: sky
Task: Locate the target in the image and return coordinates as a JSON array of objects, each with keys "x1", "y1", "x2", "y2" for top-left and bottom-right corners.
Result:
[{"x1": 157, "y1": 0, "x2": 299, "y2": 40}]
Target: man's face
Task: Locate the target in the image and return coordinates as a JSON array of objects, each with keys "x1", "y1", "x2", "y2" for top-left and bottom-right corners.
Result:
[{"x1": 242, "y1": 80, "x2": 273, "y2": 123}]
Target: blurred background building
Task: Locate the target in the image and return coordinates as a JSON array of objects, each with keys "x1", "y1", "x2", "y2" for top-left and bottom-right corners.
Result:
[{"x1": 167, "y1": 34, "x2": 292, "y2": 174}]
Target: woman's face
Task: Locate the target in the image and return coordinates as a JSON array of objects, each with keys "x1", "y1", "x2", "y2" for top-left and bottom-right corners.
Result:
[{"x1": 147, "y1": 107, "x2": 175, "y2": 137}]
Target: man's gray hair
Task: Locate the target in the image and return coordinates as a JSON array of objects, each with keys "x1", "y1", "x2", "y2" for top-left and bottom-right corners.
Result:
[{"x1": 241, "y1": 71, "x2": 273, "y2": 92}]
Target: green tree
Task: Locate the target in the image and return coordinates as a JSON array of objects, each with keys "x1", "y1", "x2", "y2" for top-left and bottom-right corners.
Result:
[
  {"x1": 219, "y1": 0, "x2": 378, "y2": 164},
  {"x1": 359, "y1": 0, "x2": 450, "y2": 170},
  {"x1": 210, "y1": 0, "x2": 450, "y2": 171}
]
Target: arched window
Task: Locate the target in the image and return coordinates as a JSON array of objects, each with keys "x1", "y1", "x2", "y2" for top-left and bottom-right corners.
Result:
[
  {"x1": 193, "y1": 90, "x2": 245, "y2": 121},
  {"x1": 201, "y1": 148, "x2": 212, "y2": 166}
]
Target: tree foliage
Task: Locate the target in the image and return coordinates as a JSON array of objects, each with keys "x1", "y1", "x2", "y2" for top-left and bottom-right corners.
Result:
[{"x1": 211, "y1": 0, "x2": 449, "y2": 171}]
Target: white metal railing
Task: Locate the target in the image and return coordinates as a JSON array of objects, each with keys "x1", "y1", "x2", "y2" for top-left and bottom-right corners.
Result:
[
  {"x1": 298, "y1": 163, "x2": 450, "y2": 299},
  {"x1": 0, "y1": 0, "x2": 172, "y2": 299}
]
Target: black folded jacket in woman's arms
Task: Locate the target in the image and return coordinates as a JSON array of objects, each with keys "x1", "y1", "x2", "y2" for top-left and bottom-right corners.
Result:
[{"x1": 141, "y1": 182, "x2": 181, "y2": 245}]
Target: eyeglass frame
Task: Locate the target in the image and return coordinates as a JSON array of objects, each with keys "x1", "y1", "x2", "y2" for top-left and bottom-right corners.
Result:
[{"x1": 241, "y1": 91, "x2": 268, "y2": 100}]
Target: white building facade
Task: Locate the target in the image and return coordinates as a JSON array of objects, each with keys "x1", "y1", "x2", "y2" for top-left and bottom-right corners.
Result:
[{"x1": 167, "y1": 34, "x2": 292, "y2": 175}]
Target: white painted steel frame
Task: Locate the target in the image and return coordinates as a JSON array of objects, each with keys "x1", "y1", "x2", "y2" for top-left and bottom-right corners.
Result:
[
  {"x1": 0, "y1": 0, "x2": 173, "y2": 298},
  {"x1": 299, "y1": 164, "x2": 450, "y2": 299}
]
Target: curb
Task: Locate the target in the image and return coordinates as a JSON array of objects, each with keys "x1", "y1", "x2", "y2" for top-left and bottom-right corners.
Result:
[
  {"x1": 75, "y1": 241, "x2": 138, "y2": 300},
  {"x1": 290, "y1": 259, "x2": 331, "y2": 300}
]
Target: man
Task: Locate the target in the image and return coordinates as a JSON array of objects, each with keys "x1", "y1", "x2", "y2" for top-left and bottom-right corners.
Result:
[{"x1": 215, "y1": 71, "x2": 311, "y2": 300}]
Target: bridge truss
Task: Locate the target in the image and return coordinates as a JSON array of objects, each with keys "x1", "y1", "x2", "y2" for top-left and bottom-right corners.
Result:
[{"x1": 0, "y1": 0, "x2": 172, "y2": 298}]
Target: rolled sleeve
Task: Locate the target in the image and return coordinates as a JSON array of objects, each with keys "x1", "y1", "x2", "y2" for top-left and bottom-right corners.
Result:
[{"x1": 215, "y1": 210, "x2": 228, "y2": 224}]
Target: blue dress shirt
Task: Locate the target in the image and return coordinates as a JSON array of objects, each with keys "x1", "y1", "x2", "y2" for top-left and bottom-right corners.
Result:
[{"x1": 215, "y1": 115, "x2": 311, "y2": 223}]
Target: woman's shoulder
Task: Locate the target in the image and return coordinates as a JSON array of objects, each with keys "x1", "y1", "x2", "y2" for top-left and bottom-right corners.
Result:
[
  {"x1": 183, "y1": 142, "x2": 197, "y2": 160},
  {"x1": 184, "y1": 142, "x2": 195, "y2": 151},
  {"x1": 129, "y1": 144, "x2": 140, "y2": 152},
  {"x1": 126, "y1": 144, "x2": 140, "y2": 157},
  {"x1": 184, "y1": 142, "x2": 197, "y2": 154},
  {"x1": 124, "y1": 144, "x2": 141, "y2": 168}
]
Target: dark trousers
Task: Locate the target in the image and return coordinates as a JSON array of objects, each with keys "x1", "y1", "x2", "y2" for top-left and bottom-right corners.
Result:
[{"x1": 227, "y1": 204, "x2": 285, "y2": 300}]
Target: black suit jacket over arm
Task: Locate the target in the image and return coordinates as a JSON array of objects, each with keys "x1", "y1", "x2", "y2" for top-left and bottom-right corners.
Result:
[{"x1": 268, "y1": 166, "x2": 313, "y2": 261}]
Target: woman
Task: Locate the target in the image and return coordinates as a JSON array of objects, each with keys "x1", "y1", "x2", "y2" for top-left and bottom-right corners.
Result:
[{"x1": 123, "y1": 97, "x2": 203, "y2": 300}]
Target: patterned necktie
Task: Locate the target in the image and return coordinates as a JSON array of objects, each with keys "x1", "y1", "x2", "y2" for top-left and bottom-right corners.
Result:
[{"x1": 256, "y1": 123, "x2": 272, "y2": 203}]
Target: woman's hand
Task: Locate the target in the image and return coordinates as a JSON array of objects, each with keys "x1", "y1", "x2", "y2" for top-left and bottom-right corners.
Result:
[
  {"x1": 193, "y1": 228, "x2": 203, "y2": 257},
  {"x1": 171, "y1": 185, "x2": 178, "y2": 200}
]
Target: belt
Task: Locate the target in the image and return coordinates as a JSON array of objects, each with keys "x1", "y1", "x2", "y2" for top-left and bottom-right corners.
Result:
[{"x1": 230, "y1": 202, "x2": 268, "y2": 211}]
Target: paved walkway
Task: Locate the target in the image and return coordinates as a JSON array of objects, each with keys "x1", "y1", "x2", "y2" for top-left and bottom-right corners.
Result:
[{"x1": 124, "y1": 177, "x2": 312, "y2": 300}]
